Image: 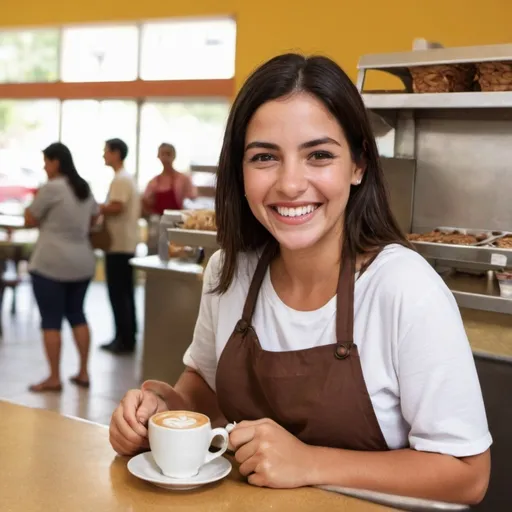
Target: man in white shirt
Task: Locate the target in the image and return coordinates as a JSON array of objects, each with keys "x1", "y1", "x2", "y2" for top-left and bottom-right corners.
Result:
[{"x1": 100, "y1": 138, "x2": 140, "y2": 354}]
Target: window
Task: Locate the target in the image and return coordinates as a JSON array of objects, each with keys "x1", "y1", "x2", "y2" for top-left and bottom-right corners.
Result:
[
  {"x1": 61, "y1": 26, "x2": 139, "y2": 83},
  {"x1": 140, "y1": 18, "x2": 236, "y2": 80},
  {"x1": 0, "y1": 18, "x2": 234, "y2": 208},
  {"x1": 0, "y1": 17, "x2": 236, "y2": 85},
  {"x1": 61, "y1": 100, "x2": 138, "y2": 201},
  {"x1": 0, "y1": 29, "x2": 59, "y2": 83},
  {"x1": 0, "y1": 100, "x2": 59, "y2": 214},
  {"x1": 138, "y1": 101, "x2": 229, "y2": 189}
]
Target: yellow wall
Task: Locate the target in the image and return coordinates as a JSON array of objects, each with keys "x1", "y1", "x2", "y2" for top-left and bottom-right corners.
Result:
[{"x1": 2, "y1": 0, "x2": 511, "y2": 90}]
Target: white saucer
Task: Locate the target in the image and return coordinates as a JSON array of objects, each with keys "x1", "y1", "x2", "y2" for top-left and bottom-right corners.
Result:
[{"x1": 127, "y1": 452, "x2": 232, "y2": 491}]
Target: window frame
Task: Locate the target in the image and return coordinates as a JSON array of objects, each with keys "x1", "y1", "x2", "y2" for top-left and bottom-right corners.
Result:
[
  {"x1": 139, "y1": 16, "x2": 236, "y2": 82},
  {"x1": 0, "y1": 18, "x2": 234, "y2": 188}
]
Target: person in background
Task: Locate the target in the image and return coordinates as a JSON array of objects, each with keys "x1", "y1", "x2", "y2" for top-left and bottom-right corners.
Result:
[
  {"x1": 141, "y1": 143, "x2": 197, "y2": 216},
  {"x1": 100, "y1": 138, "x2": 140, "y2": 355},
  {"x1": 25, "y1": 142, "x2": 98, "y2": 392}
]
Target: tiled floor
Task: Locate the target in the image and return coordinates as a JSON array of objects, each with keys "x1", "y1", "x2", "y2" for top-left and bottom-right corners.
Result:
[{"x1": 0, "y1": 281, "x2": 143, "y2": 425}]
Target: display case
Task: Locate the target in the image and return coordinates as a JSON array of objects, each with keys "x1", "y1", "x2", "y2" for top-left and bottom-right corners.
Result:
[{"x1": 358, "y1": 41, "x2": 512, "y2": 314}]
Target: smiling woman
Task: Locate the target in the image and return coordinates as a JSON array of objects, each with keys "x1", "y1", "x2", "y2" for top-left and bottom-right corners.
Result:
[{"x1": 110, "y1": 53, "x2": 491, "y2": 506}]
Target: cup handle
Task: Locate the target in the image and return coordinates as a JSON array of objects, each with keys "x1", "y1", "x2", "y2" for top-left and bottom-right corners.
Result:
[{"x1": 204, "y1": 428, "x2": 229, "y2": 464}]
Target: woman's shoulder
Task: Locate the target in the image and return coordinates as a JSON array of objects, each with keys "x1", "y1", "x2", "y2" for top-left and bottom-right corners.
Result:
[
  {"x1": 37, "y1": 178, "x2": 70, "y2": 201},
  {"x1": 42, "y1": 177, "x2": 66, "y2": 191},
  {"x1": 372, "y1": 243, "x2": 431, "y2": 272},
  {"x1": 365, "y1": 243, "x2": 455, "y2": 307},
  {"x1": 146, "y1": 175, "x2": 159, "y2": 186},
  {"x1": 203, "y1": 249, "x2": 261, "y2": 290}
]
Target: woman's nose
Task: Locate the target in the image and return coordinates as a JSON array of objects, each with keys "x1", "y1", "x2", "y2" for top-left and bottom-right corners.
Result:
[{"x1": 275, "y1": 160, "x2": 308, "y2": 198}]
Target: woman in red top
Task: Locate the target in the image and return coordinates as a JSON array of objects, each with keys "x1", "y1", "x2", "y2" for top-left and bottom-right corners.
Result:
[{"x1": 142, "y1": 143, "x2": 197, "y2": 215}]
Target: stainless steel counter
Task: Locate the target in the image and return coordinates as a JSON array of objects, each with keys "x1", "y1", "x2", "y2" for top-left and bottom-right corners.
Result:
[
  {"x1": 131, "y1": 256, "x2": 203, "y2": 384},
  {"x1": 131, "y1": 255, "x2": 203, "y2": 279},
  {"x1": 461, "y1": 308, "x2": 512, "y2": 361}
]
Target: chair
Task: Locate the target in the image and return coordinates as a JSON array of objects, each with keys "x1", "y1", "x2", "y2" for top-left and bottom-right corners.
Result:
[{"x1": 0, "y1": 259, "x2": 22, "y2": 337}]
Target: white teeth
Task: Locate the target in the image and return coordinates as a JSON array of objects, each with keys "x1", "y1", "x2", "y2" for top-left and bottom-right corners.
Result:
[{"x1": 275, "y1": 204, "x2": 317, "y2": 217}]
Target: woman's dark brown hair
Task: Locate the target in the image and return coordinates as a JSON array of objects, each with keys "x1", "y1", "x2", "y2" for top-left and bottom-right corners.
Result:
[
  {"x1": 43, "y1": 142, "x2": 90, "y2": 201},
  {"x1": 214, "y1": 53, "x2": 409, "y2": 293}
]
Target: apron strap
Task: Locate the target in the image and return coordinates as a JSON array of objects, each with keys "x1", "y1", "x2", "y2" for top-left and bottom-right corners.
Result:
[
  {"x1": 335, "y1": 239, "x2": 355, "y2": 356},
  {"x1": 241, "y1": 242, "x2": 277, "y2": 324},
  {"x1": 335, "y1": 243, "x2": 383, "y2": 359},
  {"x1": 334, "y1": 240, "x2": 356, "y2": 359}
]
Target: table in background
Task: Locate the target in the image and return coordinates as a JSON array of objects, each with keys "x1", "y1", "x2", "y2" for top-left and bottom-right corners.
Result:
[{"x1": 0, "y1": 401, "x2": 393, "y2": 512}]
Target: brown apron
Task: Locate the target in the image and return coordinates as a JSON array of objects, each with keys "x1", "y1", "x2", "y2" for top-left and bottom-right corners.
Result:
[{"x1": 215, "y1": 242, "x2": 389, "y2": 451}]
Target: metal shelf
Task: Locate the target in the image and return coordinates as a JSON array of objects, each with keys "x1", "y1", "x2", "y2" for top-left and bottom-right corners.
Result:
[
  {"x1": 356, "y1": 42, "x2": 512, "y2": 97},
  {"x1": 358, "y1": 43, "x2": 512, "y2": 71},
  {"x1": 442, "y1": 273, "x2": 512, "y2": 315},
  {"x1": 167, "y1": 228, "x2": 219, "y2": 250},
  {"x1": 413, "y1": 242, "x2": 511, "y2": 270},
  {"x1": 453, "y1": 291, "x2": 512, "y2": 315},
  {"x1": 363, "y1": 91, "x2": 512, "y2": 110}
]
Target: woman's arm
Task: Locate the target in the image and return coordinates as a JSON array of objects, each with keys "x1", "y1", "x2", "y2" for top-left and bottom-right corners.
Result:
[
  {"x1": 183, "y1": 174, "x2": 198, "y2": 200},
  {"x1": 231, "y1": 419, "x2": 489, "y2": 504},
  {"x1": 308, "y1": 446, "x2": 490, "y2": 505},
  {"x1": 24, "y1": 208, "x2": 39, "y2": 227},
  {"x1": 24, "y1": 184, "x2": 55, "y2": 227}
]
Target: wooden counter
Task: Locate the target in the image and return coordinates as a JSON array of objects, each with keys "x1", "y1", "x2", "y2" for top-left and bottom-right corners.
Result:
[{"x1": 0, "y1": 401, "x2": 393, "y2": 512}]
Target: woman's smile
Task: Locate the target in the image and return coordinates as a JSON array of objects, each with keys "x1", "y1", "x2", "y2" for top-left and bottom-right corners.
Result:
[{"x1": 268, "y1": 202, "x2": 322, "y2": 225}]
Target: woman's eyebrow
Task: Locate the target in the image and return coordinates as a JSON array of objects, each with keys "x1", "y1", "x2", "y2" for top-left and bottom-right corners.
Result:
[
  {"x1": 299, "y1": 137, "x2": 341, "y2": 149},
  {"x1": 245, "y1": 137, "x2": 341, "y2": 152},
  {"x1": 245, "y1": 141, "x2": 279, "y2": 151}
]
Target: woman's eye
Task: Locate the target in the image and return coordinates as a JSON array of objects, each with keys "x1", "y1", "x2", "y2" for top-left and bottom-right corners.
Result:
[
  {"x1": 249, "y1": 153, "x2": 276, "y2": 163},
  {"x1": 309, "y1": 151, "x2": 334, "y2": 161}
]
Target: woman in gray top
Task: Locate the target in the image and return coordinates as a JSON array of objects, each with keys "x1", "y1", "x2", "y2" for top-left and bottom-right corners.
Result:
[{"x1": 25, "y1": 142, "x2": 98, "y2": 393}]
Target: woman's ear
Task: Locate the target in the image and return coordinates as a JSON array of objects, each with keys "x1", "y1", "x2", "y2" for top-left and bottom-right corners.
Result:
[{"x1": 351, "y1": 160, "x2": 366, "y2": 186}]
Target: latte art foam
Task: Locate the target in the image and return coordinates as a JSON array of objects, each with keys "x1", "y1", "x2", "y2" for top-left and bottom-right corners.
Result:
[
  {"x1": 152, "y1": 410, "x2": 209, "y2": 429},
  {"x1": 162, "y1": 415, "x2": 198, "y2": 429}
]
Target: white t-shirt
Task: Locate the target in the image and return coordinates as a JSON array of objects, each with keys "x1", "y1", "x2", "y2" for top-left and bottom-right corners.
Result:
[
  {"x1": 106, "y1": 169, "x2": 140, "y2": 253},
  {"x1": 184, "y1": 244, "x2": 492, "y2": 457}
]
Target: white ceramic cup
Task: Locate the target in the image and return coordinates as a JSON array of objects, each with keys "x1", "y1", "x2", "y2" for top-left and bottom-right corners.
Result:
[{"x1": 148, "y1": 411, "x2": 229, "y2": 479}]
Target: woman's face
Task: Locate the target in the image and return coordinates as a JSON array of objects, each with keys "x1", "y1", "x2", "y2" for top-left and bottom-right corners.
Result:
[
  {"x1": 43, "y1": 156, "x2": 59, "y2": 179},
  {"x1": 158, "y1": 145, "x2": 175, "y2": 167},
  {"x1": 243, "y1": 92, "x2": 364, "y2": 252}
]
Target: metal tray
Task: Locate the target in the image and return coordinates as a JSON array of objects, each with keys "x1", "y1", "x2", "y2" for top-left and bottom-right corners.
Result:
[
  {"x1": 408, "y1": 226, "x2": 505, "y2": 247},
  {"x1": 488, "y1": 233, "x2": 512, "y2": 249},
  {"x1": 437, "y1": 226, "x2": 505, "y2": 246},
  {"x1": 167, "y1": 228, "x2": 219, "y2": 250}
]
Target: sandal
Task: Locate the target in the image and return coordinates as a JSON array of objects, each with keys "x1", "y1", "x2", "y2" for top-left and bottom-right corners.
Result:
[
  {"x1": 29, "y1": 381, "x2": 63, "y2": 393},
  {"x1": 69, "y1": 376, "x2": 90, "y2": 389}
]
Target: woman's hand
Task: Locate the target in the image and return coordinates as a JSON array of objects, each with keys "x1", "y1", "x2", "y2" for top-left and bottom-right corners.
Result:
[
  {"x1": 109, "y1": 389, "x2": 159, "y2": 456},
  {"x1": 230, "y1": 418, "x2": 314, "y2": 488},
  {"x1": 109, "y1": 380, "x2": 189, "y2": 456},
  {"x1": 109, "y1": 388, "x2": 166, "y2": 456}
]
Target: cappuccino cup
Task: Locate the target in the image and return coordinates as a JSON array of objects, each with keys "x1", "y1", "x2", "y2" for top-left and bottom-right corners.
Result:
[{"x1": 148, "y1": 410, "x2": 229, "y2": 479}]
